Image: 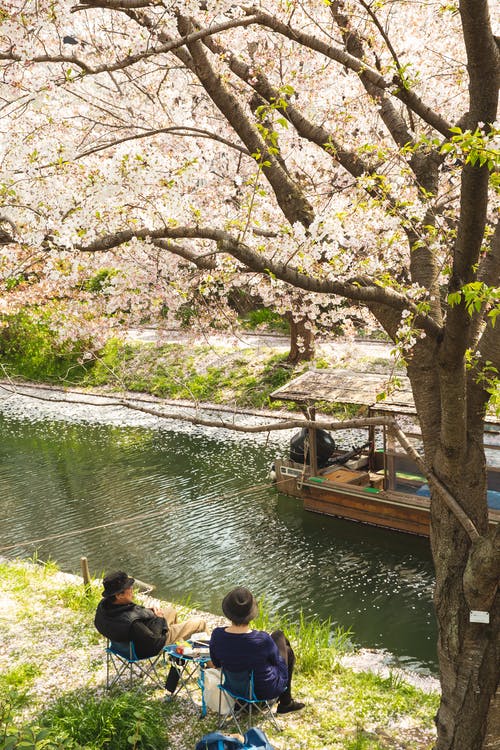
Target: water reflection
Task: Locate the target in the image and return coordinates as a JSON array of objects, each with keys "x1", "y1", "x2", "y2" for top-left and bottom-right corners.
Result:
[{"x1": 0, "y1": 409, "x2": 437, "y2": 673}]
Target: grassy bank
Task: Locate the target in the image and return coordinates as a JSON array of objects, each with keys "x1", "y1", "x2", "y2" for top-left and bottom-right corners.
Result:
[
  {"x1": 0, "y1": 559, "x2": 438, "y2": 750},
  {"x1": 0, "y1": 319, "x2": 395, "y2": 411},
  {"x1": 0, "y1": 335, "x2": 312, "y2": 410}
]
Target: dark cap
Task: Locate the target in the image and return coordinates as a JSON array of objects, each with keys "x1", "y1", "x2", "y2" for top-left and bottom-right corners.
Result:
[
  {"x1": 222, "y1": 586, "x2": 258, "y2": 625},
  {"x1": 101, "y1": 570, "x2": 135, "y2": 599}
]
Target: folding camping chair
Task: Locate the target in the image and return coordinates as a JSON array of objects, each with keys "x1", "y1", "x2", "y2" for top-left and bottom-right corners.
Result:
[
  {"x1": 105, "y1": 639, "x2": 166, "y2": 690},
  {"x1": 217, "y1": 668, "x2": 281, "y2": 734}
]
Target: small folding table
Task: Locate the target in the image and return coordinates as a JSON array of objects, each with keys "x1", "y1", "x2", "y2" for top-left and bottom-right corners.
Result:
[{"x1": 163, "y1": 643, "x2": 211, "y2": 716}]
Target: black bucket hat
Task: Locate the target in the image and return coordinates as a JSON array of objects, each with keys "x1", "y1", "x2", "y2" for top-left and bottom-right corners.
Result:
[
  {"x1": 101, "y1": 570, "x2": 135, "y2": 598},
  {"x1": 222, "y1": 587, "x2": 258, "y2": 624}
]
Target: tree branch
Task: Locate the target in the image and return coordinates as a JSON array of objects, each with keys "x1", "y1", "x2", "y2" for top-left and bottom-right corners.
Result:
[
  {"x1": 176, "y1": 13, "x2": 314, "y2": 228},
  {"x1": 200, "y1": 32, "x2": 369, "y2": 179},
  {"x1": 440, "y1": 0, "x2": 499, "y2": 366},
  {"x1": 151, "y1": 239, "x2": 216, "y2": 270},
  {"x1": 72, "y1": 126, "x2": 249, "y2": 161},
  {"x1": 244, "y1": 8, "x2": 453, "y2": 137},
  {"x1": 329, "y1": 0, "x2": 416, "y2": 152},
  {"x1": 392, "y1": 423, "x2": 480, "y2": 540},
  {"x1": 2, "y1": 15, "x2": 263, "y2": 79},
  {"x1": 74, "y1": 224, "x2": 443, "y2": 338}
]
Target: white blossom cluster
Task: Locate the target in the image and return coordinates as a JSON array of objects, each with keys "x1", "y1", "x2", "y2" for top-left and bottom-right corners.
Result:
[{"x1": 0, "y1": 0, "x2": 496, "y2": 344}]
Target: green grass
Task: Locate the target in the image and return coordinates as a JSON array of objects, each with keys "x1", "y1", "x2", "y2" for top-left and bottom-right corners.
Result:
[
  {"x1": 0, "y1": 308, "x2": 93, "y2": 383},
  {"x1": 0, "y1": 311, "x2": 398, "y2": 415},
  {"x1": 253, "y1": 600, "x2": 353, "y2": 675},
  {"x1": 0, "y1": 560, "x2": 438, "y2": 750},
  {"x1": 240, "y1": 307, "x2": 290, "y2": 333},
  {"x1": 80, "y1": 340, "x2": 305, "y2": 409},
  {"x1": 38, "y1": 689, "x2": 171, "y2": 750},
  {"x1": 56, "y1": 580, "x2": 102, "y2": 615},
  {"x1": 1, "y1": 691, "x2": 171, "y2": 750},
  {"x1": 0, "y1": 663, "x2": 42, "y2": 714}
]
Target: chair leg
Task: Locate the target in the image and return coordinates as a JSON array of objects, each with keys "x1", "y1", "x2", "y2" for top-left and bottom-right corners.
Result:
[{"x1": 106, "y1": 649, "x2": 166, "y2": 691}]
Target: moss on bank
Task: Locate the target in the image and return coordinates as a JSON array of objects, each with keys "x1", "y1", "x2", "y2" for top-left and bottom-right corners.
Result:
[{"x1": 0, "y1": 559, "x2": 438, "y2": 750}]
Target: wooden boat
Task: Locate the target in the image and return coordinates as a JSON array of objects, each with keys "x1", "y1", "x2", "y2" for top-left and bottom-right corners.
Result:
[{"x1": 270, "y1": 370, "x2": 500, "y2": 537}]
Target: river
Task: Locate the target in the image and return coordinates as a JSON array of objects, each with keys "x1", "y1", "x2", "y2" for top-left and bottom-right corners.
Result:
[{"x1": 0, "y1": 386, "x2": 437, "y2": 674}]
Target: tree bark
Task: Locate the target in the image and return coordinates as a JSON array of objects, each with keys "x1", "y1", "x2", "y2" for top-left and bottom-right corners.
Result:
[
  {"x1": 430, "y1": 472, "x2": 499, "y2": 750},
  {"x1": 286, "y1": 314, "x2": 315, "y2": 364}
]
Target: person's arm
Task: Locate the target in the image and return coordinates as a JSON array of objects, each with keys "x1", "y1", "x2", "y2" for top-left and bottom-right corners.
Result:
[
  {"x1": 130, "y1": 616, "x2": 167, "y2": 658},
  {"x1": 209, "y1": 629, "x2": 222, "y2": 668},
  {"x1": 263, "y1": 632, "x2": 282, "y2": 666}
]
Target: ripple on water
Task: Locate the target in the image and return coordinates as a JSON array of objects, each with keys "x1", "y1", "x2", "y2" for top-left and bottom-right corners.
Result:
[{"x1": 0, "y1": 392, "x2": 437, "y2": 674}]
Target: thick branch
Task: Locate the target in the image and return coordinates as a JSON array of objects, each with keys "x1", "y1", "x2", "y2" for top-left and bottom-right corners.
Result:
[
  {"x1": 460, "y1": 0, "x2": 500, "y2": 124},
  {"x1": 200, "y1": 33, "x2": 369, "y2": 178},
  {"x1": 72, "y1": 0, "x2": 161, "y2": 8},
  {"x1": 245, "y1": 8, "x2": 453, "y2": 137},
  {"x1": 2, "y1": 15, "x2": 262, "y2": 79},
  {"x1": 75, "y1": 225, "x2": 443, "y2": 338},
  {"x1": 329, "y1": 0, "x2": 415, "y2": 152},
  {"x1": 177, "y1": 14, "x2": 314, "y2": 227},
  {"x1": 441, "y1": 0, "x2": 499, "y2": 365},
  {"x1": 0, "y1": 50, "x2": 93, "y2": 73}
]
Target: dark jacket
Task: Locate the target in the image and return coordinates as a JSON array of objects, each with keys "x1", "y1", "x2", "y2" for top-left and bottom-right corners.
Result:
[
  {"x1": 209, "y1": 627, "x2": 288, "y2": 700},
  {"x1": 94, "y1": 599, "x2": 168, "y2": 658}
]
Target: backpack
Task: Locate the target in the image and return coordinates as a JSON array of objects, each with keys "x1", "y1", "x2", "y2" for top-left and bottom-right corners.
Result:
[{"x1": 195, "y1": 727, "x2": 275, "y2": 750}]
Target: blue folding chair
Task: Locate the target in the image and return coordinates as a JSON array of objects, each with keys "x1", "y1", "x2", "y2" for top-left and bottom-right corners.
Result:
[
  {"x1": 105, "y1": 640, "x2": 166, "y2": 690},
  {"x1": 217, "y1": 668, "x2": 280, "y2": 734}
]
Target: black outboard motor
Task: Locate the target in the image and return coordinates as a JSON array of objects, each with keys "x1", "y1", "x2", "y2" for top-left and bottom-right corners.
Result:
[{"x1": 289, "y1": 428, "x2": 336, "y2": 469}]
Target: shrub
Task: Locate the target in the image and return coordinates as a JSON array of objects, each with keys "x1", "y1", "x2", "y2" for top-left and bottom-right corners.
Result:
[
  {"x1": 240, "y1": 307, "x2": 289, "y2": 333},
  {"x1": 0, "y1": 309, "x2": 92, "y2": 382},
  {"x1": 253, "y1": 600, "x2": 352, "y2": 676}
]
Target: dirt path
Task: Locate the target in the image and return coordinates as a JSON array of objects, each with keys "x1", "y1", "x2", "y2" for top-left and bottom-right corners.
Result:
[{"x1": 125, "y1": 328, "x2": 395, "y2": 363}]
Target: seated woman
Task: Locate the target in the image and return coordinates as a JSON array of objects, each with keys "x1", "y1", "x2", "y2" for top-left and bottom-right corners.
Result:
[{"x1": 209, "y1": 586, "x2": 304, "y2": 714}]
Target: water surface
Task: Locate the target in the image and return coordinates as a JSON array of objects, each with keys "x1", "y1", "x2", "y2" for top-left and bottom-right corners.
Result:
[{"x1": 0, "y1": 394, "x2": 437, "y2": 673}]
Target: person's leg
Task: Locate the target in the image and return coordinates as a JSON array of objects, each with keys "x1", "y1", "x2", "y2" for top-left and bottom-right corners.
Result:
[
  {"x1": 162, "y1": 604, "x2": 178, "y2": 626},
  {"x1": 166, "y1": 616, "x2": 206, "y2": 644},
  {"x1": 271, "y1": 629, "x2": 304, "y2": 713}
]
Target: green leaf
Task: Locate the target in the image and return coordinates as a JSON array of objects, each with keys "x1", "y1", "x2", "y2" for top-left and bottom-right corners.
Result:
[{"x1": 447, "y1": 291, "x2": 462, "y2": 306}]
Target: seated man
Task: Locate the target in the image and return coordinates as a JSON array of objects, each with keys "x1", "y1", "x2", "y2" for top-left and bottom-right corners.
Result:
[
  {"x1": 94, "y1": 570, "x2": 206, "y2": 658},
  {"x1": 210, "y1": 586, "x2": 304, "y2": 714}
]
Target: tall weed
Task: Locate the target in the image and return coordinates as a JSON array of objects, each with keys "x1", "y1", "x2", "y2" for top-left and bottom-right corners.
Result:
[
  {"x1": 253, "y1": 600, "x2": 352, "y2": 676},
  {"x1": 37, "y1": 689, "x2": 170, "y2": 750}
]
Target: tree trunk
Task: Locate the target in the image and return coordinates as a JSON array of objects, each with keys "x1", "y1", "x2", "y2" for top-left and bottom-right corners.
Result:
[
  {"x1": 430, "y1": 462, "x2": 500, "y2": 750},
  {"x1": 405, "y1": 344, "x2": 500, "y2": 750},
  {"x1": 286, "y1": 315, "x2": 315, "y2": 364}
]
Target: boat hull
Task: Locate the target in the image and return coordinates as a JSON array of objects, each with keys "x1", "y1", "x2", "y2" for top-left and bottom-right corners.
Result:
[{"x1": 274, "y1": 460, "x2": 500, "y2": 537}]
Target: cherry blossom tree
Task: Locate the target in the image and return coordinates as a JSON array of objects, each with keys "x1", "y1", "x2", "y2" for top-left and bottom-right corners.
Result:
[{"x1": 1, "y1": 1, "x2": 499, "y2": 747}]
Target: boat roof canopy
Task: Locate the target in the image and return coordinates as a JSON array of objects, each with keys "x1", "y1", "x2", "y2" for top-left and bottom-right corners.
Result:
[
  {"x1": 270, "y1": 369, "x2": 500, "y2": 425},
  {"x1": 270, "y1": 369, "x2": 415, "y2": 411}
]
